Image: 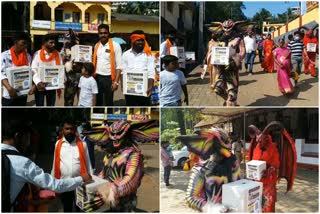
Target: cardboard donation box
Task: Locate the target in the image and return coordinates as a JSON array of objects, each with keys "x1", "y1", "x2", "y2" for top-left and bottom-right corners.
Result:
[
  {"x1": 39, "y1": 66, "x2": 65, "y2": 90},
  {"x1": 170, "y1": 47, "x2": 186, "y2": 68},
  {"x1": 246, "y1": 160, "x2": 266, "y2": 180},
  {"x1": 76, "y1": 175, "x2": 110, "y2": 212},
  {"x1": 71, "y1": 45, "x2": 93, "y2": 62},
  {"x1": 222, "y1": 179, "x2": 263, "y2": 213},
  {"x1": 5, "y1": 66, "x2": 32, "y2": 96},
  {"x1": 211, "y1": 46, "x2": 231, "y2": 65},
  {"x1": 306, "y1": 43, "x2": 316, "y2": 52},
  {"x1": 123, "y1": 70, "x2": 148, "y2": 97}
]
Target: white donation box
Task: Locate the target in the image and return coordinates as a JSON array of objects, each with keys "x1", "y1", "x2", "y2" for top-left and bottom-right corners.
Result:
[
  {"x1": 222, "y1": 179, "x2": 263, "y2": 213},
  {"x1": 246, "y1": 160, "x2": 267, "y2": 180}
]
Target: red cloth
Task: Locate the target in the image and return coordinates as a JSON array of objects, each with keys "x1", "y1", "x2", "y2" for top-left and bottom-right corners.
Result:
[
  {"x1": 252, "y1": 135, "x2": 280, "y2": 212},
  {"x1": 261, "y1": 39, "x2": 275, "y2": 72},
  {"x1": 303, "y1": 35, "x2": 318, "y2": 76}
]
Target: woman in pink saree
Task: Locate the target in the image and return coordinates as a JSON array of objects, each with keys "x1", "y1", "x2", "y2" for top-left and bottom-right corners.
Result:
[{"x1": 273, "y1": 39, "x2": 294, "y2": 95}]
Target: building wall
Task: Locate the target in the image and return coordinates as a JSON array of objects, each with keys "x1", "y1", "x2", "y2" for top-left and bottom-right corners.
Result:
[
  {"x1": 161, "y1": 2, "x2": 179, "y2": 30},
  {"x1": 112, "y1": 20, "x2": 159, "y2": 34}
]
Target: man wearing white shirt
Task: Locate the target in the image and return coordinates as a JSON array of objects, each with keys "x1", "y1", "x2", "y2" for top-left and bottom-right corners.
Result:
[
  {"x1": 122, "y1": 30, "x2": 155, "y2": 106},
  {"x1": 1, "y1": 33, "x2": 33, "y2": 106},
  {"x1": 243, "y1": 30, "x2": 257, "y2": 75},
  {"x1": 160, "y1": 31, "x2": 177, "y2": 57},
  {"x1": 31, "y1": 34, "x2": 63, "y2": 106},
  {"x1": 51, "y1": 120, "x2": 93, "y2": 212},
  {"x1": 93, "y1": 24, "x2": 122, "y2": 106}
]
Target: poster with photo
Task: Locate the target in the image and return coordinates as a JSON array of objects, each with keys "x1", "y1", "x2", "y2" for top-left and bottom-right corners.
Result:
[
  {"x1": 6, "y1": 66, "x2": 32, "y2": 95},
  {"x1": 39, "y1": 66, "x2": 65, "y2": 90},
  {"x1": 123, "y1": 70, "x2": 148, "y2": 97}
]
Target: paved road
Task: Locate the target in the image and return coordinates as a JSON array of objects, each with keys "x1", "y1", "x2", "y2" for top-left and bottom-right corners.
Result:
[
  {"x1": 184, "y1": 60, "x2": 318, "y2": 106},
  {"x1": 160, "y1": 164, "x2": 319, "y2": 213}
]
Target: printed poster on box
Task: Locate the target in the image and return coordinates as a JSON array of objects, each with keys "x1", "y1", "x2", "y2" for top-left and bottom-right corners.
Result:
[
  {"x1": 5, "y1": 66, "x2": 32, "y2": 96},
  {"x1": 39, "y1": 66, "x2": 65, "y2": 90},
  {"x1": 123, "y1": 70, "x2": 148, "y2": 97}
]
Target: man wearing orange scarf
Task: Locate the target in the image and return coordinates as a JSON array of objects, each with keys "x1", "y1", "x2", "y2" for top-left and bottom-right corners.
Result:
[
  {"x1": 93, "y1": 24, "x2": 122, "y2": 106},
  {"x1": 1, "y1": 33, "x2": 32, "y2": 106},
  {"x1": 160, "y1": 31, "x2": 177, "y2": 57},
  {"x1": 32, "y1": 34, "x2": 62, "y2": 106},
  {"x1": 122, "y1": 30, "x2": 155, "y2": 106},
  {"x1": 51, "y1": 120, "x2": 93, "y2": 212}
]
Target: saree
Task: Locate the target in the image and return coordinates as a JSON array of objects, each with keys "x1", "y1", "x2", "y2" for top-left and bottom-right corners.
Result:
[
  {"x1": 262, "y1": 39, "x2": 275, "y2": 72},
  {"x1": 274, "y1": 47, "x2": 294, "y2": 94}
]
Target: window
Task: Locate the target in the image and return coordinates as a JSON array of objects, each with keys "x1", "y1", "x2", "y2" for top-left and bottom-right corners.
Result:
[
  {"x1": 120, "y1": 108, "x2": 127, "y2": 114},
  {"x1": 107, "y1": 108, "x2": 113, "y2": 114},
  {"x1": 306, "y1": 113, "x2": 318, "y2": 143},
  {"x1": 167, "y1": 2, "x2": 173, "y2": 13},
  {"x1": 73, "y1": 12, "x2": 80, "y2": 23},
  {"x1": 129, "y1": 108, "x2": 134, "y2": 115},
  {"x1": 93, "y1": 108, "x2": 105, "y2": 114},
  {"x1": 85, "y1": 12, "x2": 90, "y2": 23},
  {"x1": 97, "y1": 13, "x2": 105, "y2": 24},
  {"x1": 55, "y1": 9, "x2": 63, "y2": 22}
]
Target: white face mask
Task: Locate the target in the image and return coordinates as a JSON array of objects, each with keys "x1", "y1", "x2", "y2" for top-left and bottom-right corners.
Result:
[{"x1": 294, "y1": 36, "x2": 300, "y2": 40}]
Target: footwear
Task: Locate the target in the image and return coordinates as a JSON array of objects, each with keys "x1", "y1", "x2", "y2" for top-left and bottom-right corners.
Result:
[
  {"x1": 166, "y1": 183, "x2": 172, "y2": 186},
  {"x1": 249, "y1": 73, "x2": 253, "y2": 76}
]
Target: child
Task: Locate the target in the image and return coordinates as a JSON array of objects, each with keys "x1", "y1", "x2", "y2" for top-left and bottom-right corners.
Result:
[
  {"x1": 160, "y1": 55, "x2": 189, "y2": 106},
  {"x1": 78, "y1": 63, "x2": 98, "y2": 106}
]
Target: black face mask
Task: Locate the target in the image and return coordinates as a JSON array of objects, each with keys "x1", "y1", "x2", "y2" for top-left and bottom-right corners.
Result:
[{"x1": 65, "y1": 134, "x2": 76, "y2": 143}]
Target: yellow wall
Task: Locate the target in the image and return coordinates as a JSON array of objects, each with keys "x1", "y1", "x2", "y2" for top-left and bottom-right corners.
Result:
[
  {"x1": 276, "y1": 7, "x2": 318, "y2": 38},
  {"x1": 30, "y1": 1, "x2": 112, "y2": 38},
  {"x1": 112, "y1": 20, "x2": 159, "y2": 34}
]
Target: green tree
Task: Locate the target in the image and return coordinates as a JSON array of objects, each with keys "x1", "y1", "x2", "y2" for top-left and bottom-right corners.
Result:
[
  {"x1": 251, "y1": 8, "x2": 273, "y2": 34},
  {"x1": 205, "y1": 2, "x2": 247, "y2": 23}
]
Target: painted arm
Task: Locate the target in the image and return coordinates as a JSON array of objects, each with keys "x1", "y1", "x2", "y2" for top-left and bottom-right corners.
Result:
[
  {"x1": 113, "y1": 151, "x2": 144, "y2": 198},
  {"x1": 186, "y1": 166, "x2": 207, "y2": 211}
]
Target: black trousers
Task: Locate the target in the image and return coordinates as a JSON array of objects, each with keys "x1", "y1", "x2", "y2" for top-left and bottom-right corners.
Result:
[
  {"x1": 125, "y1": 95, "x2": 151, "y2": 106},
  {"x1": 60, "y1": 191, "x2": 80, "y2": 212},
  {"x1": 34, "y1": 89, "x2": 56, "y2": 106},
  {"x1": 2, "y1": 96, "x2": 28, "y2": 106},
  {"x1": 95, "y1": 74, "x2": 114, "y2": 106}
]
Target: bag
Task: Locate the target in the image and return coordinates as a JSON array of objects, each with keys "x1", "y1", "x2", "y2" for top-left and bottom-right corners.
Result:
[
  {"x1": 2, "y1": 149, "x2": 24, "y2": 212},
  {"x1": 183, "y1": 161, "x2": 190, "y2": 171}
]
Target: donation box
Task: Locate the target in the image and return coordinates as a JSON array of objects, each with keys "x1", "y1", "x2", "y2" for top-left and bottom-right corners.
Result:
[
  {"x1": 222, "y1": 179, "x2": 263, "y2": 213},
  {"x1": 76, "y1": 175, "x2": 110, "y2": 212},
  {"x1": 71, "y1": 45, "x2": 93, "y2": 63},
  {"x1": 246, "y1": 160, "x2": 266, "y2": 180}
]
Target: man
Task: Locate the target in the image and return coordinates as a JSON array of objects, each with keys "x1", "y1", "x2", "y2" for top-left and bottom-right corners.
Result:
[
  {"x1": 51, "y1": 120, "x2": 93, "y2": 212},
  {"x1": 160, "y1": 31, "x2": 177, "y2": 57},
  {"x1": 302, "y1": 25, "x2": 318, "y2": 77},
  {"x1": 1, "y1": 32, "x2": 33, "y2": 106},
  {"x1": 160, "y1": 141, "x2": 173, "y2": 186},
  {"x1": 32, "y1": 34, "x2": 63, "y2": 106},
  {"x1": 261, "y1": 34, "x2": 275, "y2": 73},
  {"x1": 122, "y1": 30, "x2": 155, "y2": 106},
  {"x1": 248, "y1": 122, "x2": 296, "y2": 213},
  {"x1": 256, "y1": 34, "x2": 265, "y2": 63},
  {"x1": 288, "y1": 31, "x2": 308, "y2": 86},
  {"x1": 244, "y1": 30, "x2": 257, "y2": 75},
  {"x1": 233, "y1": 139, "x2": 243, "y2": 163},
  {"x1": 93, "y1": 24, "x2": 122, "y2": 106},
  {"x1": 1, "y1": 120, "x2": 92, "y2": 212}
]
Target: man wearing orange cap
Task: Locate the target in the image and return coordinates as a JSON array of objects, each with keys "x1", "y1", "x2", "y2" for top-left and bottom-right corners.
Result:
[{"x1": 121, "y1": 30, "x2": 155, "y2": 106}]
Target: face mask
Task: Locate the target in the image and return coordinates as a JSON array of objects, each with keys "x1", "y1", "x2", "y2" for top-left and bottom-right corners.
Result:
[
  {"x1": 294, "y1": 36, "x2": 300, "y2": 40},
  {"x1": 65, "y1": 134, "x2": 76, "y2": 143}
]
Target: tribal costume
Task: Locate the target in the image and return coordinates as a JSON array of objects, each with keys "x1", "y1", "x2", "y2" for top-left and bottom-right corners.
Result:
[
  {"x1": 248, "y1": 121, "x2": 297, "y2": 212},
  {"x1": 176, "y1": 128, "x2": 241, "y2": 212},
  {"x1": 83, "y1": 120, "x2": 159, "y2": 212},
  {"x1": 60, "y1": 29, "x2": 81, "y2": 106},
  {"x1": 207, "y1": 20, "x2": 254, "y2": 106}
]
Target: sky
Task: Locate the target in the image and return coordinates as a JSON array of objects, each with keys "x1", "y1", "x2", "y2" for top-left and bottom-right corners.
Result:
[{"x1": 242, "y1": 1, "x2": 301, "y2": 18}]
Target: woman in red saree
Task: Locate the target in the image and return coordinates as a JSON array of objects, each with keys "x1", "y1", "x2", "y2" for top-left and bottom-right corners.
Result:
[{"x1": 262, "y1": 34, "x2": 275, "y2": 73}]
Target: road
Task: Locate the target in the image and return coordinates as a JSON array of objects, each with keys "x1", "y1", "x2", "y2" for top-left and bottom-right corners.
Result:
[
  {"x1": 160, "y1": 164, "x2": 319, "y2": 213},
  {"x1": 184, "y1": 59, "x2": 318, "y2": 106}
]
